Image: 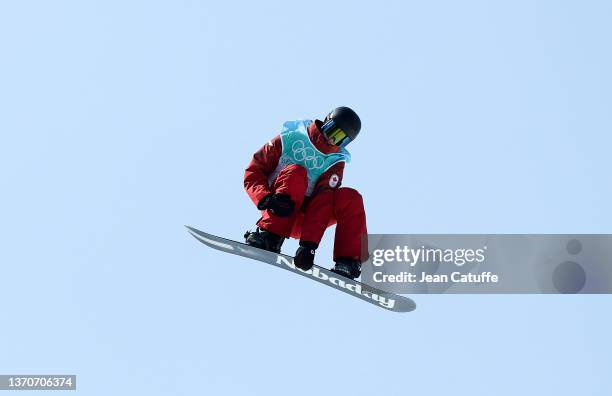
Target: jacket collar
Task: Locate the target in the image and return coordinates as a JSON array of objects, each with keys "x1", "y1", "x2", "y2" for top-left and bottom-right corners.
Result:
[{"x1": 308, "y1": 120, "x2": 340, "y2": 154}]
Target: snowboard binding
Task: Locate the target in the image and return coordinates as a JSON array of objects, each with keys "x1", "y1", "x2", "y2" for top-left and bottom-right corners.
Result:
[
  {"x1": 244, "y1": 227, "x2": 285, "y2": 253},
  {"x1": 330, "y1": 258, "x2": 362, "y2": 280}
]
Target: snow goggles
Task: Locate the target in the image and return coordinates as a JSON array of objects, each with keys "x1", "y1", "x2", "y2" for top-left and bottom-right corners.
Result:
[{"x1": 322, "y1": 120, "x2": 352, "y2": 147}]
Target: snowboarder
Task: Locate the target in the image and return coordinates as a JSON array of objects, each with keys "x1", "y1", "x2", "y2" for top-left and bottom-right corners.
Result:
[{"x1": 243, "y1": 107, "x2": 367, "y2": 280}]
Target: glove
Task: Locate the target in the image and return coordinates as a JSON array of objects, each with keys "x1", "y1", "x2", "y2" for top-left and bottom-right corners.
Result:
[
  {"x1": 294, "y1": 241, "x2": 318, "y2": 271},
  {"x1": 257, "y1": 193, "x2": 295, "y2": 217}
]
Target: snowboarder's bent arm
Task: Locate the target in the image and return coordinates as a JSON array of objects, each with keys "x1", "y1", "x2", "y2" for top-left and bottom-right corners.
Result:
[{"x1": 244, "y1": 136, "x2": 282, "y2": 207}]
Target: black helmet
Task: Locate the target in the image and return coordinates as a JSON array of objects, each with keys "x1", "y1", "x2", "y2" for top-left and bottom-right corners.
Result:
[{"x1": 321, "y1": 106, "x2": 361, "y2": 147}]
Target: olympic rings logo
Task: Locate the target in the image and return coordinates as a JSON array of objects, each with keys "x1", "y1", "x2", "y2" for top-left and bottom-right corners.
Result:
[{"x1": 291, "y1": 140, "x2": 324, "y2": 169}]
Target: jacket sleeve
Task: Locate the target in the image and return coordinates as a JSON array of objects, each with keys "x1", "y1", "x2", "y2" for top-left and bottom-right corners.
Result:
[
  {"x1": 244, "y1": 136, "x2": 282, "y2": 207},
  {"x1": 311, "y1": 161, "x2": 345, "y2": 196}
]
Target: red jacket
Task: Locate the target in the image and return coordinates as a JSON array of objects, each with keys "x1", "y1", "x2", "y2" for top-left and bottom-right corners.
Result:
[{"x1": 244, "y1": 120, "x2": 345, "y2": 207}]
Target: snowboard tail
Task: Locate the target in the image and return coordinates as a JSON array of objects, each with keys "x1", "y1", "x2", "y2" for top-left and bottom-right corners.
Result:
[{"x1": 186, "y1": 226, "x2": 416, "y2": 313}]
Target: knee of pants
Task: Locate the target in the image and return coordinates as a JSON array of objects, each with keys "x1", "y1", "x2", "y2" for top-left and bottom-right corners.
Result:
[
  {"x1": 335, "y1": 187, "x2": 363, "y2": 204},
  {"x1": 333, "y1": 187, "x2": 364, "y2": 218}
]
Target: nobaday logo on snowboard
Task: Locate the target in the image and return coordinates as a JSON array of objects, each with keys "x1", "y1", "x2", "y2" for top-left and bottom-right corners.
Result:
[{"x1": 275, "y1": 255, "x2": 396, "y2": 309}]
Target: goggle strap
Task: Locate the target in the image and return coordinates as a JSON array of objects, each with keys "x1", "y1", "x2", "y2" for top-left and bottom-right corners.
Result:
[
  {"x1": 322, "y1": 119, "x2": 336, "y2": 133},
  {"x1": 339, "y1": 136, "x2": 352, "y2": 148}
]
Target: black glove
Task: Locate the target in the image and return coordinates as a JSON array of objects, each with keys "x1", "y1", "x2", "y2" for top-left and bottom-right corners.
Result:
[
  {"x1": 294, "y1": 241, "x2": 318, "y2": 271},
  {"x1": 257, "y1": 193, "x2": 295, "y2": 217}
]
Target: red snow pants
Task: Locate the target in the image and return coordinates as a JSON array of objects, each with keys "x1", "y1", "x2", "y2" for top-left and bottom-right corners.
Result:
[{"x1": 257, "y1": 164, "x2": 368, "y2": 262}]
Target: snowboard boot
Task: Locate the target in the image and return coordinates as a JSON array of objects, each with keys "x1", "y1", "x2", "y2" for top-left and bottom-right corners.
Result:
[
  {"x1": 244, "y1": 227, "x2": 284, "y2": 253},
  {"x1": 330, "y1": 258, "x2": 362, "y2": 280}
]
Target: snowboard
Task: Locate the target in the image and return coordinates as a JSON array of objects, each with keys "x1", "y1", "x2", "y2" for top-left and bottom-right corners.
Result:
[{"x1": 186, "y1": 226, "x2": 416, "y2": 313}]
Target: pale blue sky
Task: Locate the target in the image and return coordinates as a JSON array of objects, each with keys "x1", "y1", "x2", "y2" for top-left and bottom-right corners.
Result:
[{"x1": 1, "y1": 1, "x2": 611, "y2": 395}]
